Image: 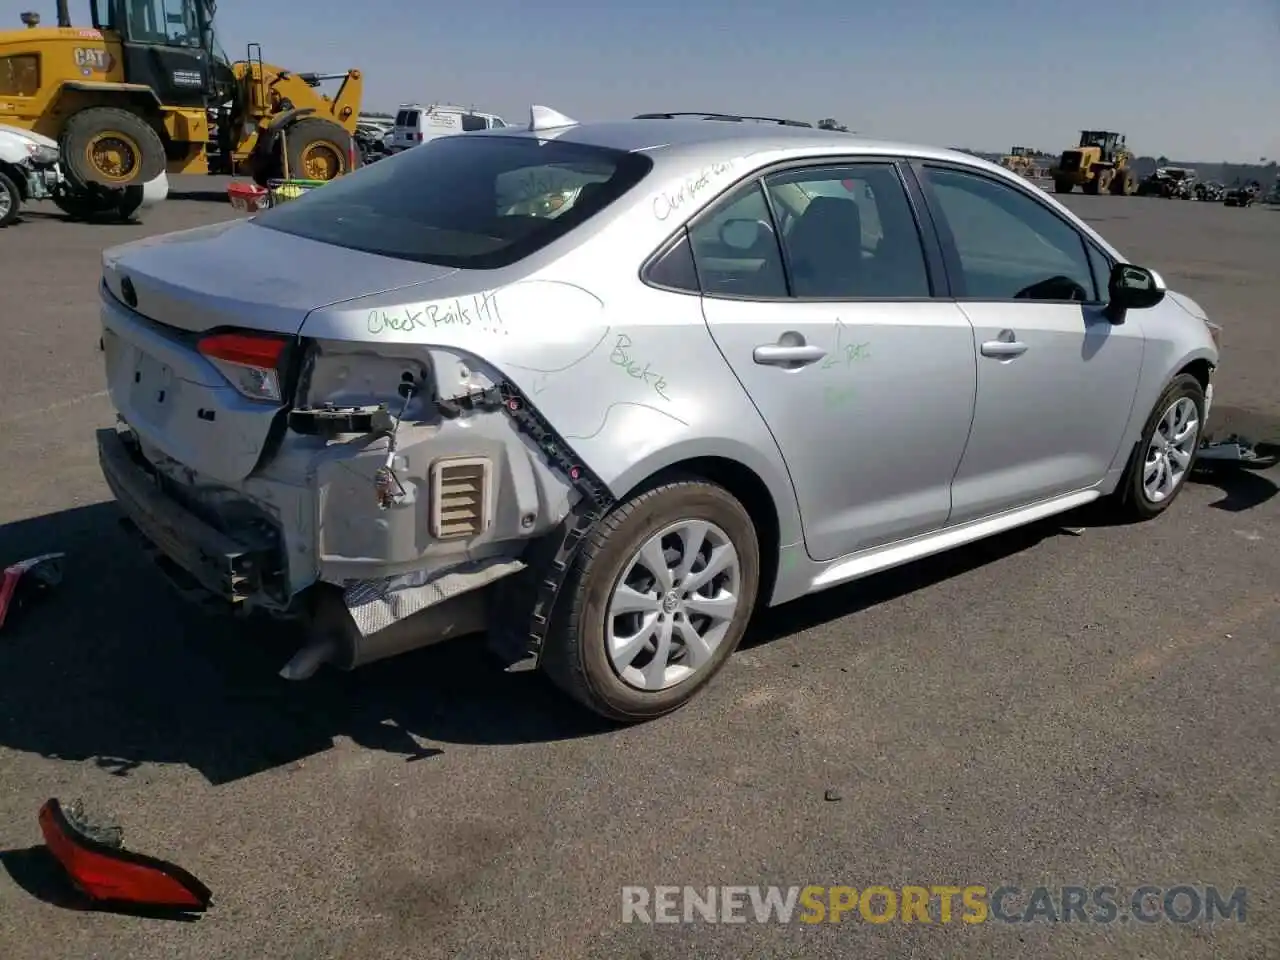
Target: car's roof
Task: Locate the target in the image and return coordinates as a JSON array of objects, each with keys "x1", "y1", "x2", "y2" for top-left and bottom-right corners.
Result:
[{"x1": 476, "y1": 116, "x2": 984, "y2": 168}]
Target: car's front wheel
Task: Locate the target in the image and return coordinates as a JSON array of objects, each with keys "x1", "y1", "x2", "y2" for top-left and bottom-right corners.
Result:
[
  {"x1": 1116, "y1": 374, "x2": 1205, "y2": 520},
  {"x1": 542, "y1": 479, "x2": 760, "y2": 721}
]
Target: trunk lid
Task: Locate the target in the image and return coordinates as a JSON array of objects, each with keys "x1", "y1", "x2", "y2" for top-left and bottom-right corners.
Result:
[
  {"x1": 99, "y1": 220, "x2": 458, "y2": 484},
  {"x1": 102, "y1": 219, "x2": 458, "y2": 335}
]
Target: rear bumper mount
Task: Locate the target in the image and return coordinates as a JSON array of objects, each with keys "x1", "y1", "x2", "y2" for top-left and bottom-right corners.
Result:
[{"x1": 97, "y1": 428, "x2": 273, "y2": 605}]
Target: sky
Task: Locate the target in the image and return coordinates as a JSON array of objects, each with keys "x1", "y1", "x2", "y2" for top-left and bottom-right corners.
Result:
[{"x1": 4, "y1": 0, "x2": 1278, "y2": 161}]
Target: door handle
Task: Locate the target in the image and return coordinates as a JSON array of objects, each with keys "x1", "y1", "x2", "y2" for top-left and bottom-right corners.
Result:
[
  {"x1": 980, "y1": 340, "x2": 1028, "y2": 359},
  {"x1": 753, "y1": 344, "x2": 827, "y2": 366}
]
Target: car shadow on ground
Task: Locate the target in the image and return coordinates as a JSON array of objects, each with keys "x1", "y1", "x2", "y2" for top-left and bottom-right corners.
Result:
[
  {"x1": 0, "y1": 497, "x2": 1065, "y2": 785},
  {"x1": 1, "y1": 461, "x2": 1273, "y2": 786}
]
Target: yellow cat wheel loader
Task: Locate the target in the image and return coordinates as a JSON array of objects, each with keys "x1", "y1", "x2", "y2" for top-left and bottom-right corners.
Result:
[
  {"x1": 0, "y1": 0, "x2": 361, "y2": 220},
  {"x1": 999, "y1": 146, "x2": 1034, "y2": 177},
  {"x1": 1048, "y1": 130, "x2": 1136, "y2": 196}
]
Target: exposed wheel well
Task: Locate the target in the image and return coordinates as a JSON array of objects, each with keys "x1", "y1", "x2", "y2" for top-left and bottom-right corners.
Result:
[
  {"x1": 1178, "y1": 359, "x2": 1214, "y2": 392},
  {"x1": 0, "y1": 160, "x2": 27, "y2": 198},
  {"x1": 628, "y1": 456, "x2": 782, "y2": 610}
]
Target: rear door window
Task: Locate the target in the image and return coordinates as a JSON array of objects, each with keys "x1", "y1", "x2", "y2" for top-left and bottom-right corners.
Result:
[
  {"x1": 253, "y1": 135, "x2": 653, "y2": 269},
  {"x1": 764, "y1": 163, "x2": 932, "y2": 299},
  {"x1": 687, "y1": 182, "x2": 789, "y2": 299}
]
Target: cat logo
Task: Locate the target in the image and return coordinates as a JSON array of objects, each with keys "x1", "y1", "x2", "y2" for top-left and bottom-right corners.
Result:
[{"x1": 73, "y1": 47, "x2": 113, "y2": 73}]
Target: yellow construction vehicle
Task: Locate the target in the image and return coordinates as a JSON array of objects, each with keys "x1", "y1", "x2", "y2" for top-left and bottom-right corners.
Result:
[
  {"x1": 1048, "y1": 130, "x2": 1136, "y2": 196},
  {"x1": 1000, "y1": 146, "x2": 1035, "y2": 177},
  {"x1": 0, "y1": 1, "x2": 361, "y2": 218}
]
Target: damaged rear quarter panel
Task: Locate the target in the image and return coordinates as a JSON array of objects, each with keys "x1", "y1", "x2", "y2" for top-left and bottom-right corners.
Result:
[{"x1": 298, "y1": 237, "x2": 804, "y2": 560}]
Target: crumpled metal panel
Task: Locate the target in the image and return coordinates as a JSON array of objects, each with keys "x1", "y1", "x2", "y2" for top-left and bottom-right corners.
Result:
[{"x1": 342, "y1": 558, "x2": 526, "y2": 636}]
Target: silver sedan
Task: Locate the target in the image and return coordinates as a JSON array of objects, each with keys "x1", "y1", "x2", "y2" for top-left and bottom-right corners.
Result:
[{"x1": 94, "y1": 107, "x2": 1220, "y2": 720}]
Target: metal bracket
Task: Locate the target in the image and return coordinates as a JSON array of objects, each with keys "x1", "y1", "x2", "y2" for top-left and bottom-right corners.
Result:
[{"x1": 435, "y1": 383, "x2": 616, "y2": 671}]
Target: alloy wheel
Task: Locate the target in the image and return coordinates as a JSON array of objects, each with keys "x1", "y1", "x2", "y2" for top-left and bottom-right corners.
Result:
[
  {"x1": 605, "y1": 520, "x2": 742, "y2": 692},
  {"x1": 1143, "y1": 396, "x2": 1200, "y2": 503}
]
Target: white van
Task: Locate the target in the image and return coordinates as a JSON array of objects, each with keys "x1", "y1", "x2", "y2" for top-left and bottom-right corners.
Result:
[{"x1": 391, "y1": 103, "x2": 507, "y2": 152}]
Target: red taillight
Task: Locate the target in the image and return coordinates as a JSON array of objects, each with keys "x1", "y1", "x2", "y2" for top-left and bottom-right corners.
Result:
[
  {"x1": 198, "y1": 331, "x2": 287, "y2": 368},
  {"x1": 197, "y1": 331, "x2": 288, "y2": 403},
  {"x1": 38, "y1": 799, "x2": 212, "y2": 912}
]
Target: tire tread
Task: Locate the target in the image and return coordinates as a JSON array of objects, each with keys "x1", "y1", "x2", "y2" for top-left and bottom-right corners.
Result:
[{"x1": 541, "y1": 480, "x2": 758, "y2": 722}]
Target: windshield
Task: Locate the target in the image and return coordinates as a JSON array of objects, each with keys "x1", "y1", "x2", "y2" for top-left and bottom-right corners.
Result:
[
  {"x1": 252, "y1": 135, "x2": 653, "y2": 269},
  {"x1": 125, "y1": 0, "x2": 202, "y2": 47}
]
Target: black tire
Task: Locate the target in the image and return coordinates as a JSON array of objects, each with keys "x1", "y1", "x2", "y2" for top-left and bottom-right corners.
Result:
[
  {"x1": 1114, "y1": 374, "x2": 1206, "y2": 521},
  {"x1": 1082, "y1": 177, "x2": 1100, "y2": 196},
  {"x1": 1054, "y1": 179, "x2": 1073, "y2": 194},
  {"x1": 49, "y1": 184, "x2": 121, "y2": 220},
  {"x1": 0, "y1": 169, "x2": 21, "y2": 227},
  {"x1": 115, "y1": 185, "x2": 145, "y2": 221},
  {"x1": 256, "y1": 118, "x2": 354, "y2": 184},
  {"x1": 60, "y1": 107, "x2": 166, "y2": 188},
  {"x1": 540, "y1": 480, "x2": 761, "y2": 722}
]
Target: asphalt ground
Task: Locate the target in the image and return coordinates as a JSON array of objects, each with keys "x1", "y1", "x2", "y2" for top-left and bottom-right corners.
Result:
[{"x1": 0, "y1": 179, "x2": 1277, "y2": 960}]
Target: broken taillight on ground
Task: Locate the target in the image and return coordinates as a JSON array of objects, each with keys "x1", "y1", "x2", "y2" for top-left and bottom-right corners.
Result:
[
  {"x1": 197, "y1": 331, "x2": 289, "y2": 403},
  {"x1": 38, "y1": 799, "x2": 212, "y2": 913},
  {"x1": 0, "y1": 552, "x2": 64, "y2": 632}
]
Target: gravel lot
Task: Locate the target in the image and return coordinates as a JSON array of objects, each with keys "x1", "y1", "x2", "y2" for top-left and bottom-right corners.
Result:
[{"x1": 0, "y1": 180, "x2": 1276, "y2": 960}]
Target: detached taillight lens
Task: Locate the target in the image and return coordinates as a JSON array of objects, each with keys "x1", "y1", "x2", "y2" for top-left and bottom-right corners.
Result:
[
  {"x1": 38, "y1": 799, "x2": 212, "y2": 912},
  {"x1": 197, "y1": 331, "x2": 288, "y2": 403}
]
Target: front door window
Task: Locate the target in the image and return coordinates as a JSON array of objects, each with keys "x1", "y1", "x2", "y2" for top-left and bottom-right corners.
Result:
[{"x1": 924, "y1": 167, "x2": 1098, "y2": 302}]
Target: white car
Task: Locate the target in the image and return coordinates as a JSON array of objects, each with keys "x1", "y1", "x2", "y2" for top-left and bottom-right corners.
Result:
[{"x1": 0, "y1": 123, "x2": 63, "y2": 227}]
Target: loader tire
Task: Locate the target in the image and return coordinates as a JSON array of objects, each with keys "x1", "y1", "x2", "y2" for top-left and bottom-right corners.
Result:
[
  {"x1": 50, "y1": 184, "x2": 126, "y2": 221},
  {"x1": 1112, "y1": 169, "x2": 1136, "y2": 195},
  {"x1": 1054, "y1": 179, "x2": 1073, "y2": 194},
  {"x1": 1082, "y1": 177, "x2": 1100, "y2": 196},
  {"x1": 254, "y1": 118, "x2": 355, "y2": 185},
  {"x1": 61, "y1": 107, "x2": 166, "y2": 188}
]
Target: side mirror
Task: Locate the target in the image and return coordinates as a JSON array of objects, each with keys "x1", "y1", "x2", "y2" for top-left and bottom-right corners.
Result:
[
  {"x1": 1105, "y1": 262, "x2": 1166, "y2": 323},
  {"x1": 718, "y1": 218, "x2": 765, "y2": 251}
]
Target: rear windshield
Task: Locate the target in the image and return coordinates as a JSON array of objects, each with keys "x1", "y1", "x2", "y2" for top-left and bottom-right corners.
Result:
[
  {"x1": 395, "y1": 109, "x2": 419, "y2": 126},
  {"x1": 252, "y1": 135, "x2": 653, "y2": 269}
]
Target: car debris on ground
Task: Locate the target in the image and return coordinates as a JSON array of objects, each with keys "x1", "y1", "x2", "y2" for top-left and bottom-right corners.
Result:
[{"x1": 0, "y1": 552, "x2": 64, "y2": 632}]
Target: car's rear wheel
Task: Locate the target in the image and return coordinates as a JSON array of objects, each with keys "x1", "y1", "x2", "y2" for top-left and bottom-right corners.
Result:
[
  {"x1": 1115, "y1": 374, "x2": 1205, "y2": 520},
  {"x1": 541, "y1": 480, "x2": 760, "y2": 722}
]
